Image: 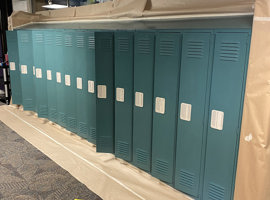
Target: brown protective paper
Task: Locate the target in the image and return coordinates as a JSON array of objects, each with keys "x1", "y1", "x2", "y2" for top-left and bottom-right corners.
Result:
[
  {"x1": 234, "y1": 0, "x2": 270, "y2": 200},
  {"x1": 0, "y1": 105, "x2": 192, "y2": 200},
  {"x1": 9, "y1": 0, "x2": 254, "y2": 29}
]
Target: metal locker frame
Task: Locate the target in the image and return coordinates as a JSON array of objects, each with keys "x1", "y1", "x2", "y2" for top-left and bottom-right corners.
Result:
[
  {"x1": 114, "y1": 31, "x2": 134, "y2": 161},
  {"x1": 132, "y1": 31, "x2": 155, "y2": 171}
]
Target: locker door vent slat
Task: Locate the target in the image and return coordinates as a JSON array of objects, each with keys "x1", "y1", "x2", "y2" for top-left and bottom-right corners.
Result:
[
  {"x1": 35, "y1": 33, "x2": 44, "y2": 43},
  {"x1": 136, "y1": 148, "x2": 149, "y2": 165},
  {"x1": 45, "y1": 34, "x2": 53, "y2": 45},
  {"x1": 88, "y1": 35, "x2": 95, "y2": 49},
  {"x1": 79, "y1": 122, "x2": 88, "y2": 135},
  {"x1": 178, "y1": 169, "x2": 195, "y2": 189},
  {"x1": 100, "y1": 39, "x2": 112, "y2": 50},
  {"x1": 155, "y1": 159, "x2": 169, "y2": 175},
  {"x1": 56, "y1": 35, "x2": 63, "y2": 46},
  {"x1": 67, "y1": 116, "x2": 76, "y2": 129},
  {"x1": 49, "y1": 108, "x2": 57, "y2": 120},
  {"x1": 98, "y1": 136, "x2": 112, "y2": 148},
  {"x1": 160, "y1": 40, "x2": 174, "y2": 56},
  {"x1": 58, "y1": 112, "x2": 66, "y2": 124},
  {"x1": 220, "y1": 42, "x2": 240, "y2": 62},
  {"x1": 208, "y1": 182, "x2": 225, "y2": 200},
  {"x1": 138, "y1": 39, "x2": 151, "y2": 54},
  {"x1": 187, "y1": 40, "x2": 204, "y2": 58},
  {"x1": 76, "y1": 35, "x2": 85, "y2": 48},
  {"x1": 90, "y1": 128, "x2": 96, "y2": 141},
  {"x1": 24, "y1": 99, "x2": 33, "y2": 110},
  {"x1": 38, "y1": 105, "x2": 48, "y2": 117},
  {"x1": 20, "y1": 33, "x2": 30, "y2": 43},
  {"x1": 64, "y1": 35, "x2": 73, "y2": 47},
  {"x1": 118, "y1": 37, "x2": 129, "y2": 52},
  {"x1": 117, "y1": 141, "x2": 129, "y2": 157}
]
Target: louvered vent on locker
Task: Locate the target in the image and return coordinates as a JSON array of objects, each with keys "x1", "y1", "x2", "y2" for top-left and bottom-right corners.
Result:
[
  {"x1": 90, "y1": 128, "x2": 96, "y2": 141},
  {"x1": 220, "y1": 42, "x2": 240, "y2": 62},
  {"x1": 136, "y1": 148, "x2": 149, "y2": 165},
  {"x1": 45, "y1": 34, "x2": 53, "y2": 45},
  {"x1": 88, "y1": 35, "x2": 95, "y2": 49},
  {"x1": 138, "y1": 38, "x2": 151, "y2": 54},
  {"x1": 187, "y1": 40, "x2": 204, "y2": 58},
  {"x1": 155, "y1": 159, "x2": 169, "y2": 176},
  {"x1": 208, "y1": 182, "x2": 225, "y2": 200},
  {"x1": 159, "y1": 39, "x2": 174, "y2": 56},
  {"x1": 79, "y1": 122, "x2": 88, "y2": 135},
  {"x1": 49, "y1": 108, "x2": 57, "y2": 120},
  {"x1": 67, "y1": 116, "x2": 76, "y2": 130},
  {"x1": 20, "y1": 32, "x2": 30, "y2": 43},
  {"x1": 177, "y1": 169, "x2": 195, "y2": 189},
  {"x1": 117, "y1": 141, "x2": 129, "y2": 157},
  {"x1": 35, "y1": 33, "x2": 44, "y2": 43},
  {"x1": 56, "y1": 34, "x2": 63, "y2": 46},
  {"x1": 76, "y1": 35, "x2": 85, "y2": 48},
  {"x1": 64, "y1": 35, "x2": 73, "y2": 47},
  {"x1": 58, "y1": 112, "x2": 66, "y2": 124},
  {"x1": 100, "y1": 38, "x2": 112, "y2": 51},
  {"x1": 38, "y1": 105, "x2": 48, "y2": 117},
  {"x1": 117, "y1": 37, "x2": 129, "y2": 52}
]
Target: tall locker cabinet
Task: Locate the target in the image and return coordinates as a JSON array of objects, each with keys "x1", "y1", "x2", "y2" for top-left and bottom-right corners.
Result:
[
  {"x1": 17, "y1": 30, "x2": 36, "y2": 111},
  {"x1": 45, "y1": 30, "x2": 58, "y2": 123},
  {"x1": 203, "y1": 32, "x2": 250, "y2": 200},
  {"x1": 133, "y1": 31, "x2": 155, "y2": 171},
  {"x1": 95, "y1": 32, "x2": 115, "y2": 153},
  {"x1": 174, "y1": 32, "x2": 213, "y2": 197},
  {"x1": 63, "y1": 30, "x2": 77, "y2": 133},
  {"x1": 32, "y1": 30, "x2": 48, "y2": 118},
  {"x1": 114, "y1": 31, "x2": 134, "y2": 161},
  {"x1": 152, "y1": 32, "x2": 181, "y2": 184},
  {"x1": 6, "y1": 30, "x2": 22, "y2": 105}
]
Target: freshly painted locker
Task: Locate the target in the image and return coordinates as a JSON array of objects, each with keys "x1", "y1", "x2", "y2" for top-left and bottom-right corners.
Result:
[
  {"x1": 133, "y1": 31, "x2": 155, "y2": 171},
  {"x1": 86, "y1": 31, "x2": 97, "y2": 144},
  {"x1": 17, "y1": 30, "x2": 36, "y2": 111},
  {"x1": 32, "y1": 30, "x2": 48, "y2": 118},
  {"x1": 202, "y1": 32, "x2": 250, "y2": 200},
  {"x1": 114, "y1": 31, "x2": 134, "y2": 161},
  {"x1": 6, "y1": 30, "x2": 22, "y2": 105},
  {"x1": 63, "y1": 30, "x2": 77, "y2": 133},
  {"x1": 174, "y1": 32, "x2": 213, "y2": 197},
  {"x1": 95, "y1": 32, "x2": 114, "y2": 153},
  {"x1": 151, "y1": 32, "x2": 181, "y2": 184},
  {"x1": 44, "y1": 30, "x2": 58, "y2": 123},
  {"x1": 55, "y1": 30, "x2": 66, "y2": 128}
]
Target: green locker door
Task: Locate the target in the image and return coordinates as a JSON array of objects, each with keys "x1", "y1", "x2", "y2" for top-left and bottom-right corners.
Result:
[
  {"x1": 55, "y1": 30, "x2": 66, "y2": 127},
  {"x1": 174, "y1": 32, "x2": 213, "y2": 197},
  {"x1": 95, "y1": 32, "x2": 114, "y2": 153},
  {"x1": 45, "y1": 30, "x2": 58, "y2": 123},
  {"x1": 114, "y1": 31, "x2": 134, "y2": 161},
  {"x1": 203, "y1": 32, "x2": 250, "y2": 200},
  {"x1": 133, "y1": 31, "x2": 155, "y2": 171},
  {"x1": 151, "y1": 32, "x2": 181, "y2": 184},
  {"x1": 63, "y1": 30, "x2": 77, "y2": 133},
  {"x1": 87, "y1": 31, "x2": 97, "y2": 144},
  {"x1": 6, "y1": 30, "x2": 22, "y2": 105},
  {"x1": 17, "y1": 30, "x2": 36, "y2": 111},
  {"x1": 32, "y1": 30, "x2": 48, "y2": 118},
  {"x1": 75, "y1": 30, "x2": 90, "y2": 139}
]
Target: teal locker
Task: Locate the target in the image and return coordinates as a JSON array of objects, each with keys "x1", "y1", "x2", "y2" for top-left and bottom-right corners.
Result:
[
  {"x1": 133, "y1": 31, "x2": 155, "y2": 171},
  {"x1": 17, "y1": 30, "x2": 36, "y2": 111},
  {"x1": 202, "y1": 32, "x2": 250, "y2": 200},
  {"x1": 174, "y1": 32, "x2": 213, "y2": 197},
  {"x1": 44, "y1": 30, "x2": 58, "y2": 123},
  {"x1": 32, "y1": 30, "x2": 48, "y2": 118},
  {"x1": 151, "y1": 32, "x2": 181, "y2": 184},
  {"x1": 55, "y1": 30, "x2": 66, "y2": 128},
  {"x1": 6, "y1": 30, "x2": 22, "y2": 105},
  {"x1": 86, "y1": 31, "x2": 97, "y2": 144},
  {"x1": 95, "y1": 32, "x2": 114, "y2": 153},
  {"x1": 114, "y1": 31, "x2": 134, "y2": 161},
  {"x1": 63, "y1": 30, "x2": 77, "y2": 133},
  {"x1": 75, "y1": 30, "x2": 91, "y2": 139}
]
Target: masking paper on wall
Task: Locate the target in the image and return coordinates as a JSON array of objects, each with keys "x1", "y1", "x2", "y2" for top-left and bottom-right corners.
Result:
[
  {"x1": 88, "y1": 80, "x2": 94, "y2": 93},
  {"x1": 10, "y1": 62, "x2": 15, "y2": 71},
  {"x1": 135, "y1": 92, "x2": 144, "y2": 107},
  {"x1": 56, "y1": 72, "x2": 61, "y2": 83},
  {"x1": 21, "y1": 65, "x2": 27, "y2": 74},
  {"x1": 180, "y1": 103, "x2": 192, "y2": 121},
  {"x1": 77, "y1": 77, "x2": 82, "y2": 90},
  {"x1": 47, "y1": 70, "x2": 52, "y2": 80},
  {"x1": 155, "y1": 97, "x2": 165, "y2": 114},
  {"x1": 97, "y1": 85, "x2": 106, "y2": 99},
  {"x1": 116, "y1": 88, "x2": 124, "y2": 102},
  {"x1": 65, "y1": 75, "x2": 71, "y2": 86},
  {"x1": 36, "y1": 68, "x2": 42, "y2": 78},
  {"x1": 210, "y1": 110, "x2": 224, "y2": 130}
]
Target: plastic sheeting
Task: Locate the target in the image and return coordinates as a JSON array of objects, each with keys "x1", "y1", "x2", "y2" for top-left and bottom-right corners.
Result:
[{"x1": 234, "y1": 0, "x2": 270, "y2": 200}]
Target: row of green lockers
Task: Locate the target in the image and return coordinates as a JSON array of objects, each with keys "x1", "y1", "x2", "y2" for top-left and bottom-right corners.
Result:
[{"x1": 6, "y1": 28, "x2": 251, "y2": 200}]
